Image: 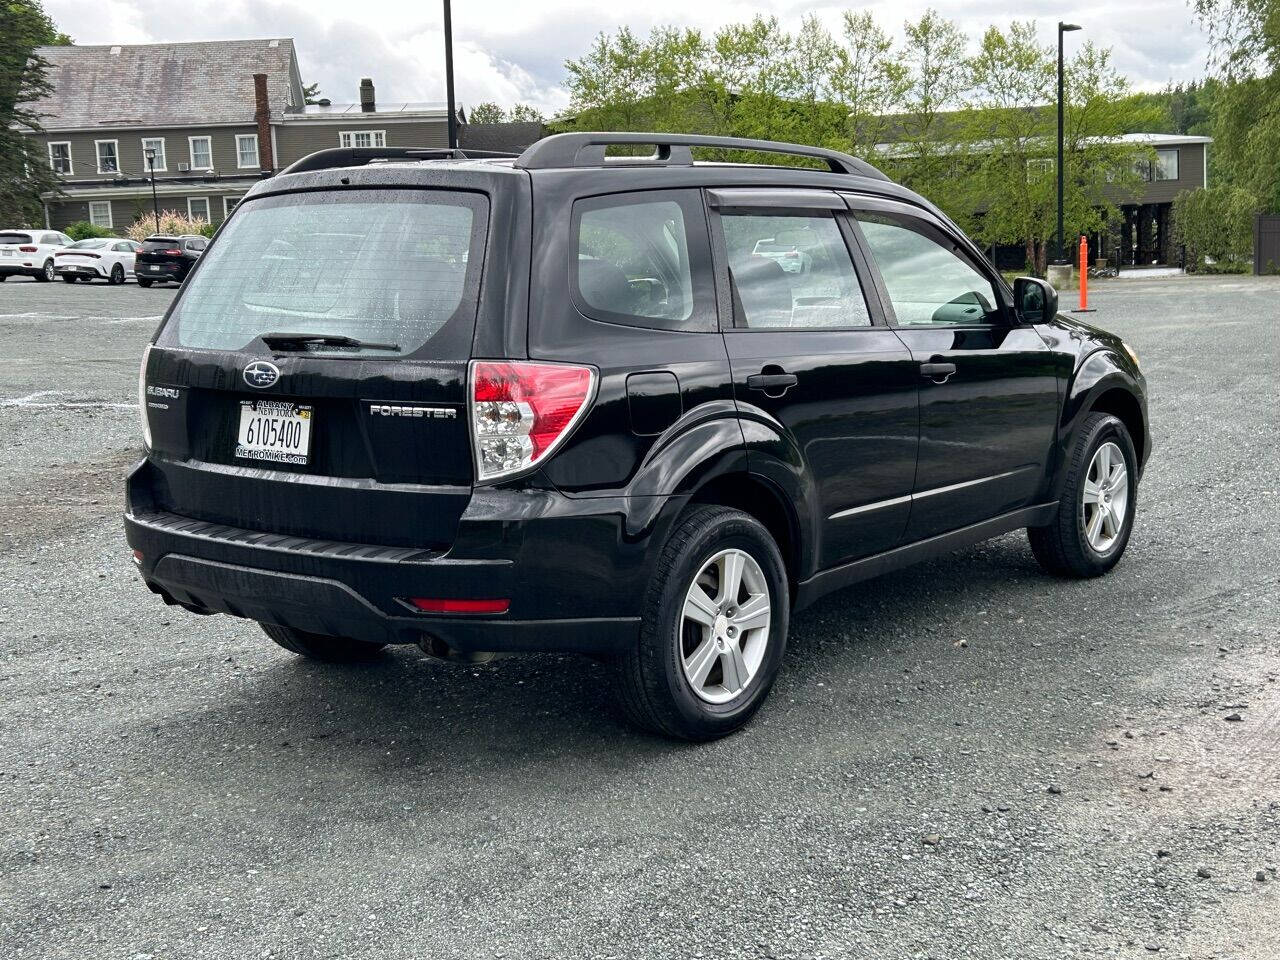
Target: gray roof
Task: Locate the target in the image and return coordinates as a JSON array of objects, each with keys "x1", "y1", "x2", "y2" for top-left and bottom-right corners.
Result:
[{"x1": 29, "y1": 39, "x2": 301, "y2": 130}]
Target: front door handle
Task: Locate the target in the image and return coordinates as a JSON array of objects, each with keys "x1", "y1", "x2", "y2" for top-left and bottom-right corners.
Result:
[
  {"x1": 746, "y1": 372, "x2": 799, "y2": 394},
  {"x1": 919, "y1": 362, "x2": 957, "y2": 383}
]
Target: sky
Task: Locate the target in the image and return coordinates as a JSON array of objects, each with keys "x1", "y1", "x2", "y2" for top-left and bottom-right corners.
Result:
[{"x1": 47, "y1": 0, "x2": 1212, "y2": 117}]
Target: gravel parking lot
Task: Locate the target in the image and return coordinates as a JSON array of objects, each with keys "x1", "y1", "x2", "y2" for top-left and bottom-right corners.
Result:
[{"x1": 1, "y1": 273, "x2": 1278, "y2": 959}]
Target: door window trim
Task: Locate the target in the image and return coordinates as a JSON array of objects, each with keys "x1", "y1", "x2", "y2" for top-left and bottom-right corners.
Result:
[
  {"x1": 841, "y1": 194, "x2": 1015, "y2": 330},
  {"x1": 704, "y1": 188, "x2": 889, "y2": 332}
]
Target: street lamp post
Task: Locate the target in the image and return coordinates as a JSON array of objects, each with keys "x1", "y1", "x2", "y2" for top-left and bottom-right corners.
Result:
[
  {"x1": 1055, "y1": 22, "x2": 1082, "y2": 267},
  {"x1": 443, "y1": 0, "x2": 458, "y2": 150},
  {"x1": 144, "y1": 148, "x2": 160, "y2": 234}
]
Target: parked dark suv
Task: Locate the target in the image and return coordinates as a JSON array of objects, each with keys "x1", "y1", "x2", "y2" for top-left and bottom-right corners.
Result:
[
  {"x1": 125, "y1": 133, "x2": 1149, "y2": 740},
  {"x1": 135, "y1": 234, "x2": 206, "y2": 286}
]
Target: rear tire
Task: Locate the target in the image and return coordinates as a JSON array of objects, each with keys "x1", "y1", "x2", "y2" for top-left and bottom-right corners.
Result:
[
  {"x1": 109, "y1": 264, "x2": 125, "y2": 285},
  {"x1": 260, "y1": 623, "x2": 387, "y2": 662},
  {"x1": 137, "y1": 279, "x2": 153, "y2": 288},
  {"x1": 38, "y1": 259, "x2": 55, "y2": 282},
  {"x1": 613, "y1": 505, "x2": 789, "y2": 741},
  {"x1": 1028, "y1": 412, "x2": 1137, "y2": 577}
]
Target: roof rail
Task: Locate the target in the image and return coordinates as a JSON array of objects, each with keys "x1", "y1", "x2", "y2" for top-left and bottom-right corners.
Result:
[
  {"x1": 514, "y1": 132, "x2": 890, "y2": 180},
  {"x1": 278, "y1": 146, "x2": 518, "y2": 176}
]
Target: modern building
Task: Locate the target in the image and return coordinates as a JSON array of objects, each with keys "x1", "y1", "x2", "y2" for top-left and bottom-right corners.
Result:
[{"x1": 25, "y1": 39, "x2": 456, "y2": 231}]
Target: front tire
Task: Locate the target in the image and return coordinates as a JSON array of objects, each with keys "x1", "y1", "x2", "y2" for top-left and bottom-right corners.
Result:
[
  {"x1": 61, "y1": 275, "x2": 77, "y2": 283},
  {"x1": 1028, "y1": 412, "x2": 1138, "y2": 577},
  {"x1": 614, "y1": 505, "x2": 789, "y2": 741},
  {"x1": 260, "y1": 623, "x2": 386, "y2": 662},
  {"x1": 137, "y1": 279, "x2": 153, "y2": 288}
]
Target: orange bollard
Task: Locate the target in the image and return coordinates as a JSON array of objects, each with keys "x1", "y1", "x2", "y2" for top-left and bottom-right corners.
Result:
[{"x1": 1074, "y1": 235, "x2": 1096, "y2": 313}]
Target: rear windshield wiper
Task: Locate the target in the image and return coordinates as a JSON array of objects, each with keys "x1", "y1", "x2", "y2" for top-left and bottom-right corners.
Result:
[{"x1": 261, "y1": 332, "x2": 401, "y2": 352}]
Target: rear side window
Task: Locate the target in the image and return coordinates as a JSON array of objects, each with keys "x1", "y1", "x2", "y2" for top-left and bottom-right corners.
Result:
[
  {"x1": 571, "y1": 190, "x2": 715, "y2": 332},
  {"x1": 160, "y1": 189, "x2": 489, "y2": 360},
  {"x1": 721, "y1": 212, "x2": 871, "y2": 329}
]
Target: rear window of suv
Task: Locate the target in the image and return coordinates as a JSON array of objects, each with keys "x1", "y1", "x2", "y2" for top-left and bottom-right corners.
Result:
[
  {"x1": 0, "y1": 233, "x2": 33, "y2": 244},
  {"x1": 159, "y1": 189, "x2": 488, "y2": 359},
  {"x1": 143, "y1": 238, "x2": 181, "y2": 252}
]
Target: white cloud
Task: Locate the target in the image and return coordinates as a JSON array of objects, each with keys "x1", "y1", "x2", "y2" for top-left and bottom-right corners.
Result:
[{"x1": 47, "y1": 0, "x2": 1212, "y2": 118}]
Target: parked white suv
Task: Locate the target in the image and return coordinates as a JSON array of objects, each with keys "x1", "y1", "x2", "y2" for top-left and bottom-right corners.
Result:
[{"x1": 0, "y1": 229, "x2": 74, "y2": 282}]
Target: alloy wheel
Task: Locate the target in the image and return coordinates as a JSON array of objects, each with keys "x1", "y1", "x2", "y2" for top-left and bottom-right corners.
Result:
[
  {"x1": 678, "y1": 548, "x2": 772, "y2": 704},
  {"x1": 1082, "y1": 440, "x2": 1128, "y2": 553},
  {"x1": 43, "y1": 260, "x2": 55, "y2": 281}
]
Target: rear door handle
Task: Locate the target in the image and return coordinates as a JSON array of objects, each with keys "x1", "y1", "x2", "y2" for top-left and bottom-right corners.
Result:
[
  {"x1": 746, "y1": 372, "x2": 799, "y2": 392},
  {"x1": 919, "y1": 362, "x2": 957, "y2": 383}
]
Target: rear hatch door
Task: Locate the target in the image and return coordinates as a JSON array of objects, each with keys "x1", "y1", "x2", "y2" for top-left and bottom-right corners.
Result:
[
  {"x1": 142, "y1": 187, "x2": 489, "y2": 549},
  {"x1": 137, "y1": 237, "x2": 187, "y2": 275},
  {"x1": 0, "y1": 232, "x2": 33, "y2": 262}
]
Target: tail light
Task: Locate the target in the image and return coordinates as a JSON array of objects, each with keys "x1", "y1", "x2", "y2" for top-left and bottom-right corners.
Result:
[
  {"x1": 57, "y1": 251, "x2": 99, "y2": 258},
  {"x1": 137, "y1": 344, "x2": 152, "y2": 448},
  {"x1": 469, "y1": 360, "x2": 596, "y2": 481},
  {"x1": 18, "y1": 245, "x2": 37, "y2": 253}
]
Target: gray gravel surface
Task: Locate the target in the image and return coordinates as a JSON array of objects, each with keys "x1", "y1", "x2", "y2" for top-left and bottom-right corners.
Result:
[{"x1": 1, "y1": 274, "x2": 1278, "y2": 959}]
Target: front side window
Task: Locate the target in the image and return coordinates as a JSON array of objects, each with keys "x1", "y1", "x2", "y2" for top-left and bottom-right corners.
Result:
[
  {"x1": 188, "y1": 197, "x2": 211, "y2": 222},
  {"x1": 88, "y1": 201, "x2": 113, "y2": 228},
  {"x1": 141, "y1": 137, "x2": 167, "y2": 171},
  {"x1": 1154, "y1": 148, "x2": 1179, "y2": 181},
  {"x1": 96, "y1": 140, "x2": 118, "y2": 174},
  {"x1": 572, "y1": 191, "x2": 712, "y2": 331},
  {"x1": 340, "y1": 130, "x2": 386, "y2": 149},
  {"x1": 162, "y1": 189, "x2": 488, "y2": 361},
  {"x1": 854, "y1": 211, "x2": 1002, "y2": 326},
  {"x1": 189, "y1": 136, "x2": 212, "y2": 169},
  {"x1": 720, "y1": 212, "x2": 871, "y2": 329},
  {"x1": 236, "y1": 134, "x2": 259, "y2": 168},
  {"x1": 48, "y1": 142, "x2": 72, "y2": 174}
]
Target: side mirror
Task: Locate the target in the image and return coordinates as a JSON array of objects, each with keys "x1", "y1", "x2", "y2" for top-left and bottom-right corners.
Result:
[{"x1": 1013, "y1": 276, "x2": 1058, "y2": 324}]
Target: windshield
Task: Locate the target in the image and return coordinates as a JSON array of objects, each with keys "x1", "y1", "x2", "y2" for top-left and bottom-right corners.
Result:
[{"x1": 161, "y1": 189, "x2": 489, "y2": 359}]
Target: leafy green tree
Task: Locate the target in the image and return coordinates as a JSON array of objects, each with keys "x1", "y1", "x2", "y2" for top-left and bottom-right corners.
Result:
[
  {"x1": 0, "y1": 0, "x2": 71, "y2": 225},
  {"x1": 508, "y1": 103, "x2": 544, "y2": 123},
  {"x1": 1172, "y1": 184, "x2": 1259, "y2": 270},
  {"x1": 1194, "y1": 0, "x2": 1280, "y2": 210},
  {"x1": 831, "y1": 12, "x2": 908, "y2": 159},
  {"x1": 302, "y1": 81, "x2": 322, "y2": 105},
  {"x1": 468, "y1": 101, "x2": 506, "y2": 123}
]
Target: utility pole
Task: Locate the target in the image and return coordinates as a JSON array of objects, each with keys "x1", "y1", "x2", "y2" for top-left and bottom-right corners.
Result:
[
  {"x1": 443, "y1": 0, "x2": 458, "y2": 150},
  {"x1": 1055, "y1": 22, "x2": 1082, "y2": 265}
]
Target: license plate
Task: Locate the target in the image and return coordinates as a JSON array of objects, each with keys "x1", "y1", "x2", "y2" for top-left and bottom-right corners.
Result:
[
  {"x1": 1, "y1": 250, "x2": 14, "y2": 258},
  {"x1": 148, "y1": 265, "x2": 161, "y2": 271},
  {"x1": 235, "y1": 400, "x2": 312, "y2": 465}
]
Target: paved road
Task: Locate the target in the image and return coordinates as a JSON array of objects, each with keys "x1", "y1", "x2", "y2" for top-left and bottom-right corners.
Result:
[{"x1": 1, "y1": 274, "x2": 1277, "y2": 959}]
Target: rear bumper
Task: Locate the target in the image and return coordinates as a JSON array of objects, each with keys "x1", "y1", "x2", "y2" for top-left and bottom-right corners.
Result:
[
  {"x1": 0, "y1": 264, "x2": 40, "y2": 277},
  {"x1": 56, "y1": 263, "x2": 106, "y2": 278},
  {"x1": 124, "y1": 459, "x2": 660, "y2": 655}
]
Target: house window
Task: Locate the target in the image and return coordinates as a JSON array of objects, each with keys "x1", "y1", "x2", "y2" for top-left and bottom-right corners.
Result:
[
  {"x1": 141, "y1": 137, "x2": 167, "y2": 171},
  {"x1": 189, "y1": 136, "x2": 213, "y2": 170},
  {"x1": 1154, "y1": 148, "x2": 1179, "y2": 181},
  {"x1": 1025, "y1": 158, "x2": 1054, "y2": 181},
  {"x1": 188, "y1": 197, "x2": 211, "y2": 222},
  {"x1": 88, "y1": 201, "x2": 113, "y2": 228},
  {"x1": 47, "y1": 142, "x2": 72, "y2": 175},
  {"x1": 235, "y1": 134, "x2": 259, "y2": 169},
  {"x1": 339, "y1": 130, "x2": 386, "y2": 149},
  {"x1": 223, "y1": 196, "x2": 240, "y2": 218},
  {"x1": 95, "y1": 140, "x2": 119, "y2": 174}
]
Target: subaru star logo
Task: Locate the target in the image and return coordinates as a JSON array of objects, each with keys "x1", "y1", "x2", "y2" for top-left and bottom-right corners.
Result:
[{"x1": 243, "y1": 360, "x2": 281, "y2": 389}]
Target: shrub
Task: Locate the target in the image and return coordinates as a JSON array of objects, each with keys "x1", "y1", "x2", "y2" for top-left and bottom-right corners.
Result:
[
  {"x1": 1172, "y1": 186, "x2": 1258, "y2": 272},
  {"x1": 126, "y1": 210, "x2": 211, "y2": 242},
  {"x1": 64, "y1": 220, "x2": 117, "y2": 241}
]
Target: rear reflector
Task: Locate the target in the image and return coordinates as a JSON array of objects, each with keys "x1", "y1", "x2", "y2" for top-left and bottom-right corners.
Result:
[
  {"x1": 407, "y1": 597, "x2": 510, "y2": 615},
  {"x1": 470, "y1": 360, "x2": 595, "y2": 481},
  {"x1": 131, "y1": 550, "x2": 144, "y2": 565}
]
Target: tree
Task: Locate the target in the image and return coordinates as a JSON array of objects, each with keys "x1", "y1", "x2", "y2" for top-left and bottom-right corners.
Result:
[
  {"x1": 831, "y1": 12, "x2": 908, "y2": 159},
  {"x1": 0, "y1": 0, "x2": 71, "y2": 226},
  {"x1": 468, "y1": 101, "x2": 506, "y2": 123},
  {"x1": 1172, "y1": 185, "x2": 1259, "y2": 270},
  {"x1": 508, "y1": 103, "x2": 544, "y2": 123},
  {"x1": 1194, "y1": 0, "x2": 1280, "y2": 210},
  {"x1": 302, "y1": 81, "x2": 322, "y2": 105}
]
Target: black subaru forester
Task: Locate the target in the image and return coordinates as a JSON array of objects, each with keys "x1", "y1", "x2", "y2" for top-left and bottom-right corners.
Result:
[{"x1": 126, "y1": 133, "x2": 1149, "y2": 740}]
